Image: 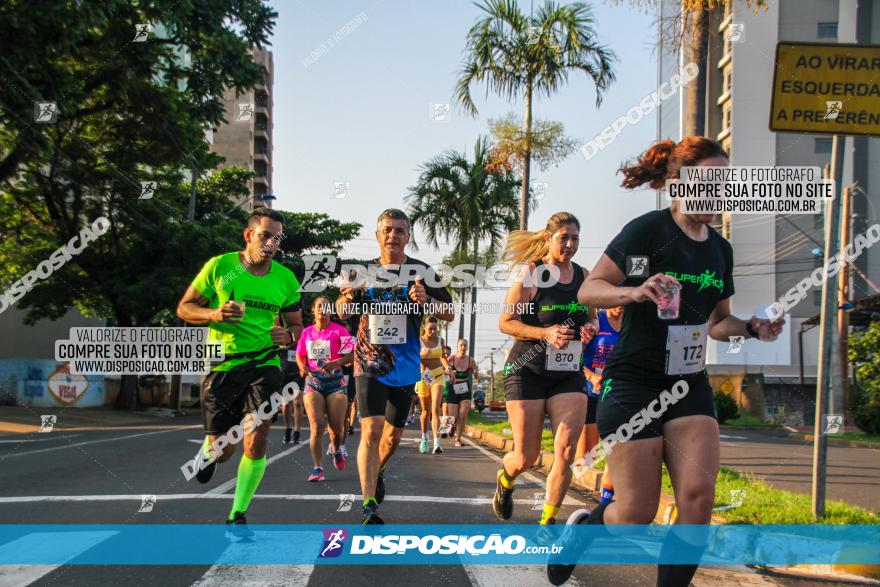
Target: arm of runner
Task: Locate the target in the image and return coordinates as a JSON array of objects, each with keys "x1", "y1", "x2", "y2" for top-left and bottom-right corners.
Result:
[
  {"x1": 470, "y1": 358, "x2": 479, "y2": 379},
  {"x1": 420, "y1": 269, "x2": 455, "y2": 322},
  {"x1": 580, "y1": 255, "x2": 678, "y2": 308},
  {"x1": 582, "y1": 366, "x2": 602, "y2": 388},
  {"x1": 176, "y1": 285, "x2": 242, "y2": 325},
  {"x1": 327, "y1": 352, "x2": 354, "y2": 370},
  {"x1": 499, "y1": 262, "x2": 546, "y2": 341},
  {"x1": 295, "y1": 350, "x2": 309, "y2": 378},
  {"x1": 277, "y1": 307, "x2": 304, "y2": 345},
  {"x1": 708, "y1": 298, "x2": 785, "y2": 342}
]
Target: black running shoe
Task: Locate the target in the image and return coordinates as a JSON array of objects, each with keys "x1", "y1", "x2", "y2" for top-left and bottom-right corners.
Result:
[
  {"x1": 225, "y1": 512, "x2": 255, "y2": 542},
  {"x1": 282, "y1": 428, "x2": 292, "y2": 444},
  {"x1": 546, "y1": 508, "x2": 591, "y2": 586},
  {"x1": 375, "y1": 470, "x2": 386, "y2": 505},
  {"x1": 292, "y1": 430, "x2": 301, "y2": 444},
  {"x1": 195, "y1": 453, "x2": 216, "y2": 484},
  {"x1": 492, "y1": 469, "x2": 514, "y2": 521},
  {"x1": 362, "y1": 504, "x2": 384, "y2": 525}
]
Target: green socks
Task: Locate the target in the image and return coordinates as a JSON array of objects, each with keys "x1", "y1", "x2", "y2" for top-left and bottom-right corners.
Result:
[
  {"x1": 229, "y1": 455, "x2": 267, "y2": 520},
  {"x1": 539, "y1": 503, "x2": 560, "y2": 525},
  {"x1": 363, "y1": 497, "x2": 378, "y2": 508},
  {"x1": 202, "y1": 437, "x2": 213, "y2": 460}
]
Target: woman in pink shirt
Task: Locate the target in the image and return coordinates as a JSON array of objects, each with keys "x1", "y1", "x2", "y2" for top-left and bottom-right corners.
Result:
[{"x1": 296, "y1": 296, "x2": 354, "y2": 481}]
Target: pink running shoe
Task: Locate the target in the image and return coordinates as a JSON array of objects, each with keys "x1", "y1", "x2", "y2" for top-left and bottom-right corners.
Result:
[
  {"x1": 333, "y1": 449, "x2": 346, "y2": 471},
  {"x1": 308, "y1": 467, "x2": 324, "y2": 482}
]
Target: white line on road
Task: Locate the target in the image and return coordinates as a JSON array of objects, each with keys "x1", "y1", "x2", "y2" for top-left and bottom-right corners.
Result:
[
  {"x1": 784, "y1": 426, "x2": 798, "y2": 432},
  {"x1": 191, "y1": 531, "x2": 317, "y2": 586},
  {"x1": 2, "y1": 427, "x2": 197, "y2": 458},
  {"x1": 0, "y1": 494, "x2": 559, "y2": 506},
  {"x1": 201, "y1": 442, "x2": 309, "y2": 495},
  {"x1": 0, "y1": 530, "x2": 117, "y2": 587},
  {"x1": 0, "y1": 435, "x2": 81, "y2": 444},
  {"x1": 460, "y1": 436, "x2": 582, "y2": 506},
  {"x1": 719, "y1": 434, "x2": 747, "y2": 440}
]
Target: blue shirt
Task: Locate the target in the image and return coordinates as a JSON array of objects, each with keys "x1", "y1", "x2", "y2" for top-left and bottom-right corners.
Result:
[{"x1": 583, "y1": 310, "x2": 620, "y2": 398}]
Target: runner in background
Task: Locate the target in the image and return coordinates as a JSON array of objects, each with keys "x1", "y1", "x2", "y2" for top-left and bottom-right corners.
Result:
[
  {"x1": 280, "y1": 319, "x2": 305, "y2": 445},
  {"x1": 493, "y1": 212, "x2": 594, "y2": 528},
  {"x1": 548, "y1": 138, "x2": 785, "y2": 586},
  {"x1": 576, "y1": 307, "x2": 622, "y2": 504},
  {"x1": 447, "y1": 339, "x2": 478, "y2": 448},
  {"x1": 296, "y1": 296, "x2": 354, "y2": 481},
  {"x1": 441, "y1": 345, "x2": 452, "y2": 429},
  {"x1": 416, "y1": 317, "x2": 448, "y2": 454},
  {"x1": 339, "y1": 314, "x2": 359, "y2": 455}
]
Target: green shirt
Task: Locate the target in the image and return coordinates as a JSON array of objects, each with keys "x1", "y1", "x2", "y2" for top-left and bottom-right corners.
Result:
[{"x1": 192, "y1": 252, "x2": 302, "y2": 372}]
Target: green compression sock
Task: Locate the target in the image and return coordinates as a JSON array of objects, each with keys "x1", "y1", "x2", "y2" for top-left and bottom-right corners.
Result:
[
  {"x1": 229, "y1": 455, "x2": 267, "y2": 520},
  {"x1": 202, "y1": 437, "x2": 213, "y2": 460}
]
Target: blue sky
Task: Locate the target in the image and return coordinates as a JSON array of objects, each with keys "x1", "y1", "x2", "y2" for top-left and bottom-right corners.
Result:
[{"x1": 267, "y1": 0, "x2": 661, "y2": 363}]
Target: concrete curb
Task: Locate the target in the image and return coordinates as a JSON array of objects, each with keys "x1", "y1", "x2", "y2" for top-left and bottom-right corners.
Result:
[{"x1": 786, "y1": 433, "x2": 880, "y2": 450}]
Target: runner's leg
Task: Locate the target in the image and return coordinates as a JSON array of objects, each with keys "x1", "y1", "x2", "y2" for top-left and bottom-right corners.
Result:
[
  {"x1": 502, "y1": 399, "x2": 545, "y2": 480},
  {"x1": 326, "y1": 392, "x2": 348, "y2": 453},
  {"x1": 543, "y1": 392, "x2": 588, "y2": 523},
  {"x1": 303, "y1": 391, "x2": 327, "y2": 469}
]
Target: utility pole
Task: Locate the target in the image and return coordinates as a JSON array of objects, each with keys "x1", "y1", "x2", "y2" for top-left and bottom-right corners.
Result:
[
  {"x1": 489, "y1": 352, "x2": 495, "y2": 402},
  {"x1": 812, "y1": 135, "x2": 846, "y2": 518},
  {"x1": 838, "y1": 186, "x2": 851, "y2": 427}
]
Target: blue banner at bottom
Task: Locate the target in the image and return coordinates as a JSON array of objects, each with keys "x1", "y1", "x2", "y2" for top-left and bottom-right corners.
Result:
[{"x1": 0, "y1": 525, "x2": 877, "y2": 565}]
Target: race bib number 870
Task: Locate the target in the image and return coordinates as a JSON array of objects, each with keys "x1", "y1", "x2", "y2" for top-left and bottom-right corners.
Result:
[{"x1": 545, "y1": 340, "x2": 581, "y2": 371}]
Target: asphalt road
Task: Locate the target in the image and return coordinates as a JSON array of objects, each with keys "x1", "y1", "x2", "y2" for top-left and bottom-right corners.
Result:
[{"x1": 0, "y1": 408, "x2": 865, "y2": 587}]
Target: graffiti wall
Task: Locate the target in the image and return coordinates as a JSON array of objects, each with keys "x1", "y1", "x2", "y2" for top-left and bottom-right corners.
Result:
[{"x1": 0, "y1": 359, "x2": 105, "y2": 407}]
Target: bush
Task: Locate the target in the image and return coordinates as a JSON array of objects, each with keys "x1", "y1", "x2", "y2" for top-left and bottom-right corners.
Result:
[
  {"x1": 714, "y1": 390, "x2": 740, "y2": 424},
  {"x1": 849, "y1": 321, "x2": 880, "y2": 434}
]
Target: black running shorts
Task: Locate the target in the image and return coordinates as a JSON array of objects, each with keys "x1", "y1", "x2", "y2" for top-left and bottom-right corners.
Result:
[
  {"x1": 446, "y1": 380, "x2": 472, "y2": 404},
  {"x1": 596, "y1": 377, "x2": 716, "y2": 441},
  {"x1": 356, "y1": 376, "x2": 415, "y2": 428},
  {"x1": 585, "y1": 395, "x2": 598, "y2": 425},
  {"x1": 504, "y1": 368, "x2": 586, "y2": 401},
  {"x1": 201, "y1": 367, "x2": 283, "y2": 435}
]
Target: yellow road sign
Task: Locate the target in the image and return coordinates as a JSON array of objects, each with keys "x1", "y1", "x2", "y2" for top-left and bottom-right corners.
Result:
[{"x1": 770, "y1": 42, "x2": 880, "y2": 136}]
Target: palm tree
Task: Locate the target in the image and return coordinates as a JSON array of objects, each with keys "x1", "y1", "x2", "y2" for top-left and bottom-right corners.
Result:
[
  {"x1": 406, "y1": 136, "x2": 520, "y2": 356},
  {"x1": 455, "y1": 0, "x2": 616, "y2": 230}
]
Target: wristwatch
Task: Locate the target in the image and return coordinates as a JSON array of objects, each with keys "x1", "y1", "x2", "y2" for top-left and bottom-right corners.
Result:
[{"x1": 745, "y1": 321, "x2": 759, "y2": 340}]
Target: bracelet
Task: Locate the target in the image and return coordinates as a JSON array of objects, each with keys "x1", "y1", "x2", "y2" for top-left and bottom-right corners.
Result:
[{"x1": 745, "y1": 321, "x2": 758, "y2": 340}]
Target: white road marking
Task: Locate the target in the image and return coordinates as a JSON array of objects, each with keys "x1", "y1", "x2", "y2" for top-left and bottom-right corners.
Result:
[
  {"x1": 0, "y1": 530, "x2": 116, "y2": 587},
  {"x1": 191, "y1": 530, "x2": 319, "y2": 586},
  {"x1": 719, "y1": 434, "x2": 747, "y2": 440},
  {"x1": 201, "y1": 442, "x2": 309, "y2": 495},
  {"x1": 0, "y1": 494, "x2": 559, "y2": 506},
  {"x1": 460, "y1": 436, "x2": 582, "y2": 506},
  {"x1": 0, "y1": 435, "x2": 80, "y2": 444},
  {"x1": 465, "y1": 564, "x2": 584, "y2": 586},
  {"x1": 784, "y1": 426, "x2": 798, "y2": 432},
  {"x1": 3, "y1": 427, "x2": 197, "y2": 458}
]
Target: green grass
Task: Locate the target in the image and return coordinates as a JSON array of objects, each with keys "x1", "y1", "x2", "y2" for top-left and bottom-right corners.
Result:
[
  {"x1": 721, "y1": 413, "x2": 781, "y2": 429},
  {"x1": 661, "y1": 466, "x2": 880, "y2": 525},
  {"x1": 826, "y1": 432, "x2": 880, "y2": 445},
  {"x1": 467, "y1": 411, "x2": 554, "y2": 453}
]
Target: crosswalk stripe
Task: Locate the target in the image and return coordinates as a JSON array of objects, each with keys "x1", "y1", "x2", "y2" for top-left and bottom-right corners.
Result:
[
  {"x1": 190, "y1": 531, "x2": 317, "y2": 586},
  {"x1": 0, "y1": 531, "x2": 117, "y2": 587}
]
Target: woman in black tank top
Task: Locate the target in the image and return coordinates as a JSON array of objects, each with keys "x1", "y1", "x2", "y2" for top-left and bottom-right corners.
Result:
[{"x1": 491, "y1": 212, "x2": 597, "y2": 528}]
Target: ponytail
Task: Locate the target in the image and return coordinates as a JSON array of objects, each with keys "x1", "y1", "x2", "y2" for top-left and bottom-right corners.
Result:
[
  {"x1": 619, "y1": 137, "x2": 728, "y2": 190},
  {"x1": 502, "y1": 212, "x2": 580, "y2": 266}
]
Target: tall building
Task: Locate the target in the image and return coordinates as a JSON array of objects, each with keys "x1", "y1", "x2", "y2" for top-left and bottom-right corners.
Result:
[
  {"x1": 657, "y1": 0, "x2": 880, "y2": 422},
  {"x1": 210, "y1": 48, "x2": 274, "y2": 209}
]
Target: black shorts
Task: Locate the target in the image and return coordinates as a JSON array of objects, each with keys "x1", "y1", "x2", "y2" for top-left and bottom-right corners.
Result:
[
  {"x1": 356, "y1": 376, "x2": 415, "y2": 428},
  {"x1": 586, "y1": 395, "x2": 599, "y2": 425},
  {"x1": 446, "y1": 380, "x2": 472, "y2": 404},
  {"x1": 504, "y1": 368, "x2": 586, "y2": 401},
  {"x1": 201, "y1": 367, "x2": 283, "y2": 435},
  {"x1": 597, "y1": 377, "x2": 716, "y2": 441}
]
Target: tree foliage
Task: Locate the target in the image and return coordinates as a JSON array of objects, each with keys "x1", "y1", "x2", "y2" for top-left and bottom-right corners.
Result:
[
  {"x1": 849, "y1": 321, "x2": 880, "y2": 434},
  {"x1": 487, "y1": 113, "x2": 578, "y2": 174}
]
